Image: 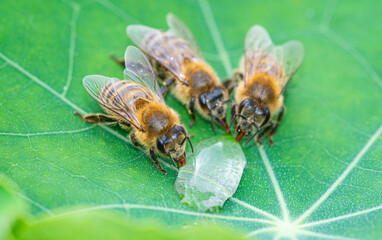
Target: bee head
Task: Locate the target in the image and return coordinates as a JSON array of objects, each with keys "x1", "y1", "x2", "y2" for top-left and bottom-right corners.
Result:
[
  {"x1": 156, "y1": 125, "x2": 194, "y2": 168},
  {"x1": 231, "y1": 99, "x2": 270, "y2": 143},
  {"x1": 199, "y1": 88, "x2": 231, "y2": 133}
]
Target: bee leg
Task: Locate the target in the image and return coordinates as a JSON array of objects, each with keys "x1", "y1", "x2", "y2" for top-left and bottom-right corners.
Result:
[
  {"x1": 188, "y1": 97, "x2": 196, "y2": 128},
  {"x1": 160, "y1": 77, "x2": 175, "y2": 97},
  {"x1": 223, "y1": 80, "x2": 238, "y2": 95},
  {"x1": 130, "y1": 133, "x2": 143, "y2": 148},
  {"x1": 110, "y1": 54, "x2": 124, "y2": 68},
  {"x1": 210, "y1": 116, "x2": 217, "y2": 132},
  {"x1": 74, "y1": 112, "x2": 119, "y2": 125},
  {"x1": 233, "y1": 70, "x2": 244, "y2": 81},
  {"x1": 156, "y1": 62, "x2": 175, "y2": 83},
  {"x1": 149, "y1": 148, "x2": 167, "y2": 175},
  {"x1": 256, "y1": 122, "x2": 274, "y2": 146},
  {"x1": 150, "y1": 59, "x2": 167, "y2": 79},
  {"x1": 224, "y1": 71, "x2": 243, "y2": 95},
  {"x1": 230, "y1": 103, "x2": 237, "y2": 128},
  {"x1": 268, "y1": 106, "x2": 285, "y2": 146},
  {"x1": 118, "y1": 122, "x2": 131, "y2": 130}
]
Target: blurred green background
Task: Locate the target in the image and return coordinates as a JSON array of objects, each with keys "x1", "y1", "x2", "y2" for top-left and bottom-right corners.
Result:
[{"x1": 0, "y1": 0, "x2": 381, "y2": 239}]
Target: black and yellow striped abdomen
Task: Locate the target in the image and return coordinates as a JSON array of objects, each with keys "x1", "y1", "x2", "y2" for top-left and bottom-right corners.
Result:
[
  {"x1": 142, "y1": 31, "x2": 194, "y2": 61},
  {"x1": 99, "y1": 80, "x2": 173, "y2": 134},
  {"x1": 100, "y1": 80, "x2": 151, "y2": 117}
]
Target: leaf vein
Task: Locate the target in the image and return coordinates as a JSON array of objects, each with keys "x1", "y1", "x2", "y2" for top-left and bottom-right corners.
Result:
[
  {"x1": 96, "y1": 0, "x2": 139, "y2": 23},
  {"x1": 296, "y1": 229, "x2": 358, "y2": 240},
  {"x1": 0, "y1": 125, "x2": 97, "y2": 137},
  {"x1": 230, "y1": 197, "x2": 281, "y2": 222},
  {"x1": 295, "y1": 124, "x2": 382, "y2": 224},
  {"x1": 62, "y1": 3, "x2": 80, "y2": 96},
  {"x1": 300, "y1": 204, "x2": 382, "y2": 228},
  {"x1": 198, "y1": 0, "x2": 232, "y2": 76},
  {"x1": 16, "y1": 192, "x2": 53, "y2": 216},
  {"x1": 320, "y1": 29, "x2": 382, "y2": 89},
  {"x1": 41, "y1": 203, "x2": 276, "y2": 225},
  {"x1": 246, "y1": 227, "x2": 277, "y2": 238},
  {"x1": 258, "y1": 146, "x2": 290, "y2": 222},
  {"x1": 320, "y1": 0, "x2": 338, "y2": 30}
]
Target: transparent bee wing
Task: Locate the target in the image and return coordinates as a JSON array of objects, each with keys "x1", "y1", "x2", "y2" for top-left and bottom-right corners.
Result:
[
  {"x1": 244, "y1": 25, "x2": 281, "y2": 86},
  {"x1": 123, "y1": 46, "x2": 166, "y2": 105},
  {"x1": 275, "y1": 40, "x2": 304, "y2": 89},
  {"x1": 127, "y1": 25, "x2": 153, "y2": 49},
  {"x1": 166, "y1": 13, "x2": 204, "y2": 59},
  {"x1": 245, "y1": 25, "x2": 274, "y2": 53},
  {"x1": 83, "y1": 75, "x2": 147, "y2": 130},
  {"x1": 83, "y1": 75, "x2": 119, "y2": 106},
  {"x1": 127, "y1": 24, "x2": 197, "y2": 86},
  {"x1": 244, "y1": 25, "x2": 304, "y2": 90}
]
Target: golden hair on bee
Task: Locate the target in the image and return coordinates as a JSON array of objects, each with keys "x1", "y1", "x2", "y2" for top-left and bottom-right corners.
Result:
[
  {"x1": 127, "y1": 13, "x2": 231, "y2": 133},
  {"x1": 75, "y1": 46, "x2": 193, "y2": 174},
  {"x1": 228, "y1": 25, "x2": 304, "y2": 145}
]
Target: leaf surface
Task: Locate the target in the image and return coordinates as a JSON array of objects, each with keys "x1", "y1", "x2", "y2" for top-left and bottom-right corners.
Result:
[{"x1": 0, "y1": 0, "x2": 381, "y2": 239}]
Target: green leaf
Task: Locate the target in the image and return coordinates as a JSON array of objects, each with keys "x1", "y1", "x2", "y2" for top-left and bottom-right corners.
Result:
[
  {"x1": 15, "y1": 209, "x2": 245, "y2": 240},
  {"x1": 0, "y1": 174, "x2": 27, "y2": 240},
  {"x1": 1, "y1": 0, "x2": 381, "y2": 239},
  {"x1": 0, "y1": 176, "x2": 245, "y2": 240},
  {"x1": 175, "y1": 135, "x2": 246, "y2": 212}
]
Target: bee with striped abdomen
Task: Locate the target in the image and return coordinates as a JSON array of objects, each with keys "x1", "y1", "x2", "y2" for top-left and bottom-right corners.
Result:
[
  {"x1": 75, "y1": 46, "x2": 193, "y2": 174},
  {"x1": 228, "y1": 25, "x2": 304, "y2": 145},
  {"x1": 126, "y1": 14, "x2": 231, "y2": 133}
]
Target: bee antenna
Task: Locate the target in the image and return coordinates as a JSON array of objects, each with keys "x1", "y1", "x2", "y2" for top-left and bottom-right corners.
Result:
[
  {"x1": 262, "y1": 107, "x2": 271, "y2": 127},
  {"x1": 229, "y1": 114, "x2": 236, "y2": 129},
  {"x1": 229, "y1": 114, "x2": 247, "y2": 129},
  {"x1": 181, "y1": 136, "x2": 187, "y2": 145},
  {"x1": 210, "y1": 116, "x2": 217, "y2": 132},
  {"x1": 166, "y1": 152, "x2": 177, "y2": 167},
  {"x1": 187, "y1": 137, "x2": 194, "y2": 153},
  {"x1": 221, "y1": 99, "x2": 231, "y2": 105},
  {"x1": 238, "y1": 114, "x2": 247, "y2": 119},
  {"x1": 181, "y1": 136, "x2": 194, "y2": 153},
  {"x1": 244, "y1": 123, "x2": 261, "y2": 146}
]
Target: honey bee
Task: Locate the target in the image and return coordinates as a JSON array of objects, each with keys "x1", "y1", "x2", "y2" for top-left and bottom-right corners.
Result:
[
  {"x1": 75, "y1": 46, "x2": 193, "y2": 174},
  {"x1": 228, "y1": 25, "x2": 304, "y2": 145},
  {"x1": 126, "y1": 14, "x2": 231, "y2": 133}
]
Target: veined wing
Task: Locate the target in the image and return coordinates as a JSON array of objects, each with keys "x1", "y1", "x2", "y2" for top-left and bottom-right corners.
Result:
[
  {"x1": 166, "y1": 13, "x2": 204, "y2": 59},
  {"x1": 127, "y1": 24, "x2": 198, "y2": 86},
  {"x1": 244, "y1": 25, "x2": 304, "y2": 89},
  {"x1": 123, "y1": 46, "x2": 166, "y2": 106},
  {"x1": 274, "y1": 40, "x2": 304, "y2": 89},
  {"x1": 83, "y1": 75, "x2": 154, "y2": 131}
]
